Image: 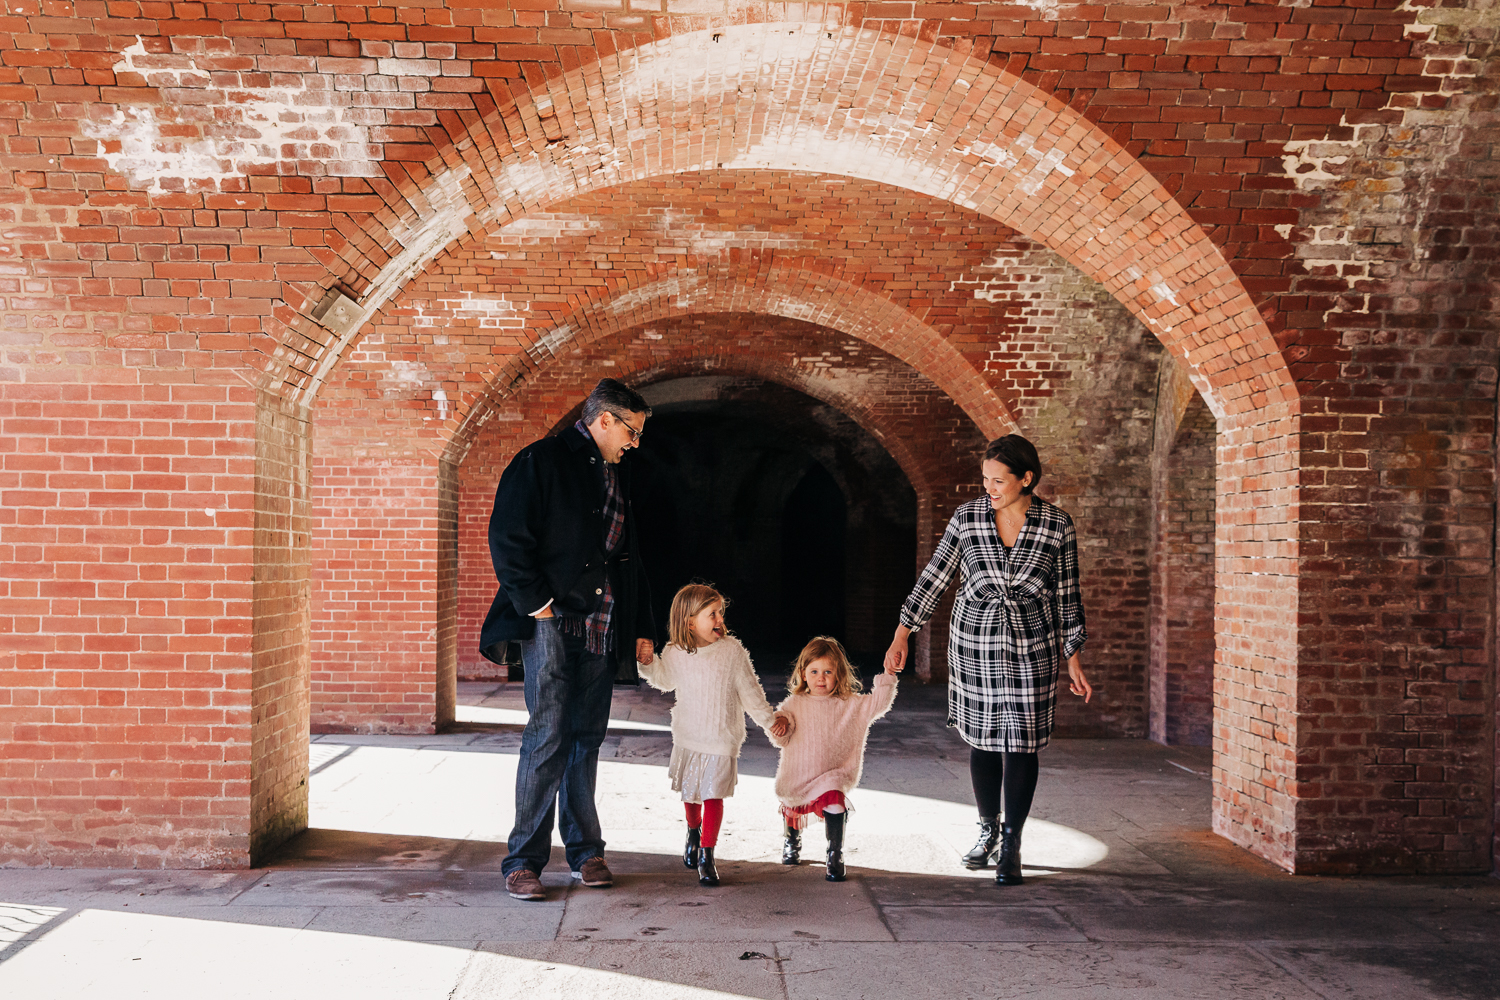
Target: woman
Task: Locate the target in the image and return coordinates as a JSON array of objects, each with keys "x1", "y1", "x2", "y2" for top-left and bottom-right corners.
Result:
[{"x1": 884, "y1": 434, "x2": 1091, "y2": 885}]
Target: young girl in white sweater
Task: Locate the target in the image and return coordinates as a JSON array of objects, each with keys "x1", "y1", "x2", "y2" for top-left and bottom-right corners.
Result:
[
  {"x1": 637, "y1": 584, "x2": 789, "y2": 886},
  {"x1": 770, "y1": 635, "x2": 898, "y2": 881}
]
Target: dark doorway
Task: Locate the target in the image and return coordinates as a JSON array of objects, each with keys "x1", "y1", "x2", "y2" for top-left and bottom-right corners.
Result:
[
  {"x1": 780, "y1": 461, "x2": 847, "y2": 644},
  {"x1": 623, "y1": 377, "x2": 916, "y2": 669}
]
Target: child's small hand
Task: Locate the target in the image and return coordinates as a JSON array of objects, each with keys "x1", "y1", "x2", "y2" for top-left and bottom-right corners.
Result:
[{"x1": 770, "y1": 717, "x2": 790, "y2": 739}]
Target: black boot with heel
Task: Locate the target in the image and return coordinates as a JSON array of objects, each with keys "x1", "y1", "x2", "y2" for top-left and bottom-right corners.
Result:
[
  {"x1": 994, "y1": 822, "x2": 1023, "y2": 886},
  {"x1": 823, "y1": 810, "x2": 846, "y2": 882},
  {"x1": 962, "y1": 816, "x2": 999, "y2": 869},
  {"x1": 781, "y1": 822, "x2": 801, "y2": 865},
  {"x1": 697, "y1": 846, "x2": 720, "y2": 887},
  {"x1": 683, "y1": 826, "x2": 700, "y2": 868}
]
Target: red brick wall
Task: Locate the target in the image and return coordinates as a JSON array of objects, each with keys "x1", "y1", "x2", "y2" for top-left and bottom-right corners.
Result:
[
  {"x1": 1149, "y1": 393, "x2": 1216, "y2": 748},
  {"x1": 0, "y1": 379, "x2": 258, "y2": 868},
  {"x1": 251, "y1": 390, "x2": 310, "y2": 863},
  {"x1": 309, "y1": 448, "x2": 442, "y2": 734}
]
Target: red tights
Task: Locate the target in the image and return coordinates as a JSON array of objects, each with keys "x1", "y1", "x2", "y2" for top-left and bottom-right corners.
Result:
[{"x1": 684, "y1": 799, "x2": 724, "y2": 849}]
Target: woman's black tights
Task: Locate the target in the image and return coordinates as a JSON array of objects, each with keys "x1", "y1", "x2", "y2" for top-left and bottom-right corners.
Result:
[{"x1": 969, "y1": 749, "x2": 1039, "y2": 827}]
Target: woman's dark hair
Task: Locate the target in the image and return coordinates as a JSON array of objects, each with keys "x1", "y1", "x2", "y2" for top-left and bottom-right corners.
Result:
[
  {"x1": 581, "y1": 378, "x2": 652, "y2": 424},
  {"x1": 984, "y1": 434, "x2": 1041, "y2": 495}
]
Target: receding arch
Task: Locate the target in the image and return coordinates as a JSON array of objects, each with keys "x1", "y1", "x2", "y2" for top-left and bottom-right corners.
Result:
[
  {"x1": 274, "y1": 23, "x2": 1294, "y2": 424},
  {"x1": 439, "y1": 266, "x2": 1017, "y2": 465}
]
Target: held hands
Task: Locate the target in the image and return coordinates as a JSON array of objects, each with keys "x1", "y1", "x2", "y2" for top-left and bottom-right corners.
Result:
[
  {"x1": 769, "y1": 716, "x2": 790, "y2": 740},
  {"x1": 883, "y1": 626, "x2": 911, "y2": 674},
  {"x1": 1067, "y1": 654, "x2": 1092, "y2": 703},
  {"x1": 636, "y1": 638, "x2": 655, "y2": 666}
]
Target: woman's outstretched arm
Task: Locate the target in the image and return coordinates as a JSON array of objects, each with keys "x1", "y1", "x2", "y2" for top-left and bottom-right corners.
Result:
[{"x1": 885, "y1": 512, "x2": 964, "y2": 672}]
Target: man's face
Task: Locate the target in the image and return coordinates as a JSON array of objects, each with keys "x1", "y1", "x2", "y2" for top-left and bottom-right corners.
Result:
[{"x1": 592, "y1": 409, "x2": 647, "y2": 464}]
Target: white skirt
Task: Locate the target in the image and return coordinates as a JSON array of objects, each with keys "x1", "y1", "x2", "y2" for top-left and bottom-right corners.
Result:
[{"x1": 668, "y1": 746, "x2": 739, "y2": 801}]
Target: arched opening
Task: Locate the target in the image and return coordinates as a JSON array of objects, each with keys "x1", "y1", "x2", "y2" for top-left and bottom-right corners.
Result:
[
  {"x1": 625, "y1": 377, "x2": 911, "y2": 666},
  {"x1": 268, "y1": 23, "x2": 1303, "y2": 870}
]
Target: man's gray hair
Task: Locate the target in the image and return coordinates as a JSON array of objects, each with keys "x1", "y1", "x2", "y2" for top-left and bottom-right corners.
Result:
[{"x1": 581, "y1": 378, "x2": 652, "y2": 425}]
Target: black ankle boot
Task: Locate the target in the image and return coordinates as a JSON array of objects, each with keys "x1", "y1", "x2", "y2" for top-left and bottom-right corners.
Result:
[
  {"x1": 684, "y1": 826, "x2": 701, "y2": 868},
  {"x1": 962, "y1": 816, "x2": 999, "y2": 869},
  {"x1": 697, "y1": 846, "x2": 720, "y2": 886},
  {"x1": 823, "y1": 810, "x2": 846, "y2": 882},
  {"x1": 994, "y1": 822, "x2": 1023, "y2": 885},
  {"x1": 781, "y1": 822, "x2": 801, "y2": 865}
]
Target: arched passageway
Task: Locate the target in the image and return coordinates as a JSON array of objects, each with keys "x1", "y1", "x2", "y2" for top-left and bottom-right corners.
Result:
[
  {"x1": 28, "y1": 6, "x2": 1498, "y2": 884},
  {"x1": 446, "y1": 316, "x2": 990, "y2": 695}
]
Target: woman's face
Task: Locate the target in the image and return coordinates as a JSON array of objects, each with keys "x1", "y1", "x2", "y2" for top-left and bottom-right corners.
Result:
[
  {"x1": 689, "y1": 602, "x2": 726, "y2": 646},
  {"x1": 982, "y1": 458, "x2": 1033, "y2": 512}
]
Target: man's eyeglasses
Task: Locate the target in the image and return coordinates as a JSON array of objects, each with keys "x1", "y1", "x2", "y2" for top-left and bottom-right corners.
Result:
[{"x1": 612, "y1": 412, "x2": 644, "y2": 443}]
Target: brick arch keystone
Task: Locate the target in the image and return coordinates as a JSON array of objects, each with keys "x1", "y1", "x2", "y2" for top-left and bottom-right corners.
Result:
[{"x1": 288, "y1": 23, "x2": 1293, "y2": 424}]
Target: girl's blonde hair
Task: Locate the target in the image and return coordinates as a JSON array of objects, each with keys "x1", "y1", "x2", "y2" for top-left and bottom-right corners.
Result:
[
  {"x1": 668, "y1": 583, "x2": 727, "y2": 653},
  {"x1": 788, "y1": 636, "x2": 863, "y2": 697}
]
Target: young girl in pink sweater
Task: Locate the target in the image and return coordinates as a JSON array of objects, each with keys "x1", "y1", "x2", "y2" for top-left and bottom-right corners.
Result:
[
  {"x1": 770, "y1": 636, "x2": 898, "y2": 881},
  {"x1": 637, "y1": 584, "x2": 789, "y2": 887}
]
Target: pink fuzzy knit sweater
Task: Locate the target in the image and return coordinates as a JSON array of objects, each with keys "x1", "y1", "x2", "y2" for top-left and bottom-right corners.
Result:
[{"x1": 769, "y1": 673, "x2": 897, "y2": 807}]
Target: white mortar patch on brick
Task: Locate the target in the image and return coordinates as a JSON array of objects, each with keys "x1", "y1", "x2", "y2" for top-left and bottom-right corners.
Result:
[
  {"x1": 84, "y1": 38, "x2": 378, "y2": 194},
  {"x1": 488, "y1": 215, "x2": 603, "y2": 243}
]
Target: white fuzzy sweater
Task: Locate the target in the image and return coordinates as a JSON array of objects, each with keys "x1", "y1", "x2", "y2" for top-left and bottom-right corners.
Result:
[
  {"x1": 637, "y1": 637, "x2": 781, "y2": 758},
  {"x1": 770, "y1": 673, "x2": 898, "y2": 807}
]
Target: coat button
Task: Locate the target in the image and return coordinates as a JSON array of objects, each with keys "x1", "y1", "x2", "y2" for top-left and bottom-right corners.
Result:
[
  {"x1": 595, "y1": 588, "x2": 603, "y2": 595},
  {"x1": 590, "y1": 457, "x2": 596, "y2": 464}
]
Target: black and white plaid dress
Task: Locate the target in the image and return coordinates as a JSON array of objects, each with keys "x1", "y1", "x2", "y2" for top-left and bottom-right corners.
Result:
[{"x1": 899, "y1": 496, "x2": 1087, "y2": 752}]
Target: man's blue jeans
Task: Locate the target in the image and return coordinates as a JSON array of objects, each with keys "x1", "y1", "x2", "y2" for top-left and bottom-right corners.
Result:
[{"x1": 502, "y1": 618, "x2": 614, "y2": 875}]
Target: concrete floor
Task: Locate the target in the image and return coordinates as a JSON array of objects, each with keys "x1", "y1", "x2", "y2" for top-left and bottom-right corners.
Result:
[{"x1": 1, "y1": 677, "x2": 1497, "y2": 999}]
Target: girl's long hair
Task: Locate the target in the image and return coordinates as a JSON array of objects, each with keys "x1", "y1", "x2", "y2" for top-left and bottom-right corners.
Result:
[
  {"x1": 668, "y1": 583, "x2": 727, "y2": 653},
  {"x1": 787, "y1": 636, "x2": 862, "y2": 697}
]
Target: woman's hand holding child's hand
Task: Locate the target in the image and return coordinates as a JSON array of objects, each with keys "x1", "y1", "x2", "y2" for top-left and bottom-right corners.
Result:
[{"x1": 883, "y1": 625, "x2": 911, "y2": 674}]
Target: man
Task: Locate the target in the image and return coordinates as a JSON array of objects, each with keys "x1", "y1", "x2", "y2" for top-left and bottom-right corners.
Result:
[{"x1": 480, "y1": 378, "x2": 658, "y2": 901}]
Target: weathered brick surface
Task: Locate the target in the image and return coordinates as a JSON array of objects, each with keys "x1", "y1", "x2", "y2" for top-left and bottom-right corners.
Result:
[
  {"x1": 1149, "y1": 390, "x2": 1216, "y2": 748},
  {"x1": 251, "y1": 390, "x2": 310, "y2": 863},
  {"x1": 0, "y1": 0, "x2": 1490, "y2": 874}
]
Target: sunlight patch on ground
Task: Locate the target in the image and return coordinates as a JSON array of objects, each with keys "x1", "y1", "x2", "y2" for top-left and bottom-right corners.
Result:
[
  {"x1": 0, "y1": 909, "x2": 750, "y2": 1000},
  {"x1": 454, "y1": 705, "x2": 671, "y2": 732},
  {"x1": 312, "y1": 746, "x2": 1107, "y2": 878}
]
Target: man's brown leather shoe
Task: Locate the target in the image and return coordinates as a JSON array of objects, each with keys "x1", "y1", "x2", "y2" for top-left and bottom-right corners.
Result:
[
  {"x1": 572, "y1": 856, "x2": 613, "y2": 887},
  {"x1": 505, "y1": 868, "x2": 546, "y2": 900}
]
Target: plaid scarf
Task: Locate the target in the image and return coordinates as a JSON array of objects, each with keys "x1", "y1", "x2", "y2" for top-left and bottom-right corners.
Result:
[{"x1": 559, "y1": 420, "x2": 625, "y2": 655}]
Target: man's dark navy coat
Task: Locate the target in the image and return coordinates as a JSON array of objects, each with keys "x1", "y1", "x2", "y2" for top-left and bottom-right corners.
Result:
[{"x1": 479, "y1": 423, "x2": 655, "y2": 677}]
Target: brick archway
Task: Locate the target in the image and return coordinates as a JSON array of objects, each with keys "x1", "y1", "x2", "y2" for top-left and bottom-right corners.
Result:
[
  {"x1": 281, "y1": 23, "x2": 1293, "y2": 423},
  {"x1": 440, "y1": 264, "x2": 1018, "y2": 461}
]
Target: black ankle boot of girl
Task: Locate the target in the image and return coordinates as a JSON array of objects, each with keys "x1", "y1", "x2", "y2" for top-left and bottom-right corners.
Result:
[
  {"x1": 684, "y1": 826, "x2": 701, "y2": 868},
  {"x1": 823, "y1": 810, "x2": 846, "y2": 882},
  {"x1": 781, "y1": 823, "x2": 801, "y2": 865},
  {"x1": 696, "y1": 846, "x2": 720, "y2": 887}
]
